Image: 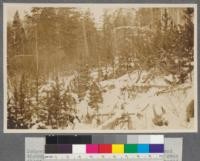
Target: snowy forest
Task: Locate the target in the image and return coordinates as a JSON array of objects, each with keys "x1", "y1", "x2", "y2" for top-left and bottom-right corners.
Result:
[{"x1": 6, "y1": 6, "x2": 196, "y2": 131}]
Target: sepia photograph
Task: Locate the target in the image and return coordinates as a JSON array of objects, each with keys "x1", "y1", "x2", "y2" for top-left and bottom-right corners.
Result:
[{"x1": 3, "y1": 4, "x2": 197, "y2": 133}]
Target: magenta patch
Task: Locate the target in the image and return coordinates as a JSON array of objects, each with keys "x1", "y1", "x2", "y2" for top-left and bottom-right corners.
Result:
[{"x1": 86, "y1": 144, "x2": 99, "y2": 153}]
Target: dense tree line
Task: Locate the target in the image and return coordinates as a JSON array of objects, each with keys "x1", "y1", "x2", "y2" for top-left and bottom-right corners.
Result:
[{"x1": 7, "y1": 7, "x2": 194, "y2": 129}]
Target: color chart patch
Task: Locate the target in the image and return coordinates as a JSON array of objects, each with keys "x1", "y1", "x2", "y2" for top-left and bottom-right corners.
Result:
[
  {"x1": 112, "y1": 144, "x2": 124, "y2": 154},
  {"x1": 98, "y1": 144, "x2": 112, "y2": 153}
]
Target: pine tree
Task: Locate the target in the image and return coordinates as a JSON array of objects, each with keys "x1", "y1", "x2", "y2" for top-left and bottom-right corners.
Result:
[
  {"x1": 42, "y1": 77, "x2": 78, "y2": 129},
  {"x1": 12, "y1": 11, "x2": 26, "y2": 56},
  {"x1": 7, "y1": 22, "x2": 14, "y2": 58},
  {"x1": 88, "y1": 81, "x2": 103, "y2": 124},
  {"x1": 7, "y1": 11, "x2": 27, "y2": 76},
  {"x1": 177, "y1": 8, "x2": 194, "y2": 83},
  {"x1": 77, "y1": 64, "x2": 90, "y2": 101},
  {"x1": 7, "y1": 85, "x2": 19, "y2": 129},
  {"x1": 159, "y1": 9, "x2": 194, "y2": 84},
  {"x1": 46, "y1": 76, "x2": 61, "y2": 128},
  {"x1": 7, "y1": 73, "x2": 32, "y2": 129},
  {"x1": 102, "y1": 11, "x2": 114, "y2": 65},
  {"x1": 59, "y1": 89, "x2": 77, "y2": 128}
]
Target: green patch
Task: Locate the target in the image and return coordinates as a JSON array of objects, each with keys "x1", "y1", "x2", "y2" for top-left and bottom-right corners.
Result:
[{"x1": 124, "y1": 144, "x2": 137, "y2": 153}]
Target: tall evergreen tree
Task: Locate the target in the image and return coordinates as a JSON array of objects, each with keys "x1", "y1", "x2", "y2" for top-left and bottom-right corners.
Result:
[
  {"x1": 88, "y1": 81, "x2": 103, "y2": 114},
  {"x1": 12, "y1": 11, "x2": 26, "y2": 56},
  {"x1": 7, "y1": 73, "x2": 32, "y2": 129},
  {"x1": 77, "y1": 64, "x2": 90, "y2": 101}
]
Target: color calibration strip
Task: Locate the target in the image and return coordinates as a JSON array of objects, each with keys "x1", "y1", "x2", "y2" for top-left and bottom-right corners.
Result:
[
  {"x1": 45, "y1": 144, "x2": 164, "y2": 154},
  {"x1": 46, "y1": 135, "x2": 164, "y2": 144},
  {"x1": 44, "y1": 135, "x2": 164, "y2": 160}
]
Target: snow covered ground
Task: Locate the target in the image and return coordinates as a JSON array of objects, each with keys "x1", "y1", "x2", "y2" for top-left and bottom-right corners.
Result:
[{"x1": 31, "y1": 69, "x2": 195, "y2": 131}]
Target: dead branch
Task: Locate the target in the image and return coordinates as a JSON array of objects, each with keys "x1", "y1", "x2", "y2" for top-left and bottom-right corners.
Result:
[{"x1": 156, "y1": 85, "x2": 191, "y2": 96}]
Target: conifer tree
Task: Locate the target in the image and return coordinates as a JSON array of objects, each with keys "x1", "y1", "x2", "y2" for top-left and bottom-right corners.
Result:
[
  {"x1": 7, "y1": 74, "x2": 32, "y2": 129},
  {"x1": 88, "y1": 81, "x2": 103, "y2": 124},
  {"x1": 159, "y1": 9, "x2": 194, "y2": 84},
  {"x1": 12, "y1": 11, "x2": 26, "y2": 56},
  {"x1": 77, "y1": 64, "x2": 90, "y2": 101},
  {"x1": 42, "y1": 77, "x2": 78, "y2": 128}
]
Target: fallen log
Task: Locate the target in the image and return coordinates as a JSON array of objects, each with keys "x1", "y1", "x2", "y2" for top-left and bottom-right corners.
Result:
[{"x1": 156, "y1": 85, "x2": 191, "y2": 95}]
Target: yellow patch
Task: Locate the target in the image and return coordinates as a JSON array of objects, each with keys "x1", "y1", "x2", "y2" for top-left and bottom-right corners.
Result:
[{"x1": 112, "y1": 144, "x2": 124, "y2": 153}]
